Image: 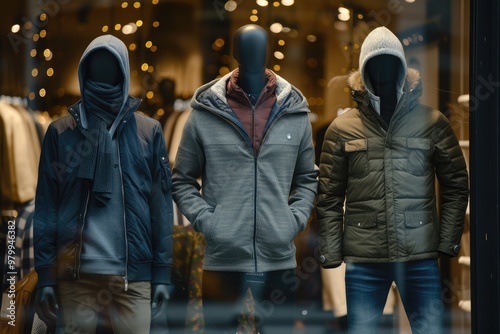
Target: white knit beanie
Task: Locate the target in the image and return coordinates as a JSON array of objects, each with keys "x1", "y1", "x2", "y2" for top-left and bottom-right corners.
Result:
[{"x1": 359, "y1": 26, "x2": 407, "y2": 93}]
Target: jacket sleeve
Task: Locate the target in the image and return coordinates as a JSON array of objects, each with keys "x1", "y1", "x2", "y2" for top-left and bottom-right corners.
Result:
[
  {"x1": 150, "y1": 122, "x2": 173, "y2": 285},
  {"x1": 433, "y1": 114, "x2": 469, "y2": 257},
  {"x1": 289, "y1": 116, "x2": 318, "y2": 232},
  {"x1": 171, "y1": 111, "x2": 213, "y2": 232},
  {"x1": 316, "y1": 120, "x2": 347, "y2": 268},
  {"x1": 34, "y1": 124, "x2": 60, "y2": 288}
]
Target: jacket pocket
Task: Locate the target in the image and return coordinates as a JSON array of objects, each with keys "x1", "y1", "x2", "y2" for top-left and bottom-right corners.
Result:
[
  {"x1": 406, "y1": 138, "x2": 432, "y2": 176},
  {"x1": 202, "y1": 205, "x2": 221, "y2": 239},
  {"x1": 404, "y1": 210, "x2": 438, "y2": 254},
  {"x1": 343, "y1": 212, "x2": 379, "y2": 257},
  {"x1": 345, "y1": 138, "x2": 369, "y2": 178}
]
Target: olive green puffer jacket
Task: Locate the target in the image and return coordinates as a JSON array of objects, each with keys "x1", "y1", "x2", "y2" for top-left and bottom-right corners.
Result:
[{"x1": 316, "y1": 69, "x2": 469, "y2": 267}]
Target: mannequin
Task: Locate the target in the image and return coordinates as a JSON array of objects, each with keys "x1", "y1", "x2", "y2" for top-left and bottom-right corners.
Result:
[
  {"x1": 366, "y1": 54, "x2": 399, "y2": 126},
  {"x1": 176, "y1": 24, "x2": 317, "y2": 334},
  {"x1": 35, "y1": 46, "x2": 170, "y2": 333},
  {"x1": 232, "y1": 24, "x2": 269, "y2": 95},
  {"x1": 316, "y1": 26, "x2": 468, "y2": 334}
]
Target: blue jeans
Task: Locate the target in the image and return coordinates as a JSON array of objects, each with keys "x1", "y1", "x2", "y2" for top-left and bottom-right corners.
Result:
[{"x1": 345, "y1": 259, "x2": 444, "y2": 334}]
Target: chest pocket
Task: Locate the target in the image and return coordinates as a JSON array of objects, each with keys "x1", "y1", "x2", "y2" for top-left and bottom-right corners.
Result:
[
  {"x1": 407, "y1": 138, "x2": 433, "y2": 176},
  {"x1": 345, "y1": 138, "x2": 369, "y2": 178}
]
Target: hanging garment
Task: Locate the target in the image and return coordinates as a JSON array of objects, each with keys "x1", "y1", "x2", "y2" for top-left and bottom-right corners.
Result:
[{"x1": 0, "y1": 102, "x2": 38, "y2": 207}]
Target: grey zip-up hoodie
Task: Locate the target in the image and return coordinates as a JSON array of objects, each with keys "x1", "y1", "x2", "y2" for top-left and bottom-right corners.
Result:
[{"x1": 172, "y1": 71, "x2": 318, "y2": 272}]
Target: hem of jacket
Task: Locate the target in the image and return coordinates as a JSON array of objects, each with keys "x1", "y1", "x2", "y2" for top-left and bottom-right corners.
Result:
[
  {"x1": 51, "y1": 262, "x2": 172, "y2": 284},
  {"x1": 343, "y1": 252, "x2": 438, "y2": 263},
  {"x1": 202, "y1": 256, "x2": 297, "y2": 273}
]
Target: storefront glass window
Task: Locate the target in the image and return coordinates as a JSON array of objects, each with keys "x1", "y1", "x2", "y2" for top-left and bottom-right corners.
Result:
[{"x1": 0, "y1": 0, "x2": 470, "y2": 332}]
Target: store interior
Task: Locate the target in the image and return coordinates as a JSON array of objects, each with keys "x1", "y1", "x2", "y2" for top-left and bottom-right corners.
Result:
[{"x1": 1, "y1": 0, "x2": 471, "y2": 332}]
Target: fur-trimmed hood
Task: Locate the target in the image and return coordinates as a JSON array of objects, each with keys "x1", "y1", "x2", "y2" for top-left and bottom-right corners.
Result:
[
  {"x1": 348, "y1": 67, "x2": 421, "y2": 93},
  {"x1": 348, "y1": 67, "x2": 422, "y2": 112}
]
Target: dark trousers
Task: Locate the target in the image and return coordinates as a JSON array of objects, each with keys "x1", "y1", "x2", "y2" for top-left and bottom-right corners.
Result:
[{"x1": 202, "y1": 269, "x2": 297, "y2": 334}]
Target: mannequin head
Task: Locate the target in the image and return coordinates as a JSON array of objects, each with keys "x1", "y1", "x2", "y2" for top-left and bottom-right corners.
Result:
[
  {"x1": 87, "y1": 48, "x2": 122, "y2": 85},
  {"x1": 233, "y1": 24, "x2": 269, "y2": 71},
  {"x1": 365, "y1": 54, "x2": 399, "y2": 97},
  {"x1": 232, "y1": 24, "x2": 269, "y2": 94}
]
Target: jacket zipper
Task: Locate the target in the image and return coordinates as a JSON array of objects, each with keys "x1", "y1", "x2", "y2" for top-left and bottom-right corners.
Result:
[
  {"x1": 117, "y1": 140, "x2": 129, "y2": 291},
  {"x1": 251, "y1": 105, "x2": 258, "y2": 272},
  {"x1": 76, "y1": 188, "x2": 91, "y2": 279}
]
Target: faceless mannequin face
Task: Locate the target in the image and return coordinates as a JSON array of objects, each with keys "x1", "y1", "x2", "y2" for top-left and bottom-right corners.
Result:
[
  {"x1": 87, "y1": 49, "x2": 122, "y2": 85},
  {"x1": 366, "y1": 54, "x2": 399, "y2": 95},
  {"x1": 232, "y1": 25, "x2": 269, "y2": 74}
]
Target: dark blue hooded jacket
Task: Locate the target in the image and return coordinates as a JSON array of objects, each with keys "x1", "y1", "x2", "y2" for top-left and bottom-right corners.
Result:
[{"x1": 34, "y1": 35, "x2": 173, "y2": 288}]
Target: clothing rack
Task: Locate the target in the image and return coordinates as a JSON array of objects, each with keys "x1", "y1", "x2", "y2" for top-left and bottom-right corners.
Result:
[{"x1": 0, "y1": 95, "x2": 28, "y2": 107}]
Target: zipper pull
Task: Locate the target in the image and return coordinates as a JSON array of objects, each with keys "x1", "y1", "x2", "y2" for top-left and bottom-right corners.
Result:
[{"x1": 123, "y1": 276, "x2": 128, "y2": 291}]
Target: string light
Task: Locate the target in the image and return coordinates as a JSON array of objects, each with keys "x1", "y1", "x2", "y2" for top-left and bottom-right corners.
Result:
[
  {"x1": 270, "y1": 22, "x2": 283, "y2": 33},
  {"x1": 225, "y1": 0, "x2": 238, "y2": 11},
  {"x1": 25, "y1": 3, "x2": 165, "y2": 105},
  {"x1": 11, "y1": 24, "x2": 20, "y2": 33}
]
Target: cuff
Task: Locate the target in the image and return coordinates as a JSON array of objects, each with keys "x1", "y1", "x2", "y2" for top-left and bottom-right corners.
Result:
[
  {"x1": 438, "y1": 243, "x2": 461, "y2": 257},
  {"x1": 152, "y1": 265, "x2": 172, "y2": 285},
  {"x1": 318, "y1": 254, "x2": 343, "y2": 269},
  {"x1": 35, "y1": 266, "x2": 57, "y2": 289}
]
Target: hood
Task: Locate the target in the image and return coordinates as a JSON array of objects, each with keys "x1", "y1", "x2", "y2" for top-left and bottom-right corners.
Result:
[
  {"x1": 191, "y1": 70, "x2": 309, "y2": 118},
  {"x1": 347, "y1": 67, "x2": 422, "y2": 112},
  {"x1": 358, "y1": 26, "x2": 407, "y2": 102},
  {"x1": 77, "y1": 34, "x2": 131, "y2": 131}
]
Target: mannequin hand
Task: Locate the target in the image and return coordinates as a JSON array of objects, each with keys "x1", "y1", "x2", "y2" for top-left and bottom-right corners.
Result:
[
  {"x1": 150, "y1": 284, "x2": 170, "y2": 333},
  {"x1": 35, "y1": 286, "x2": 59, "y2": 328},
  {"x1": 151, "y1": 284, "x2": 170, "y2": 311}
]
